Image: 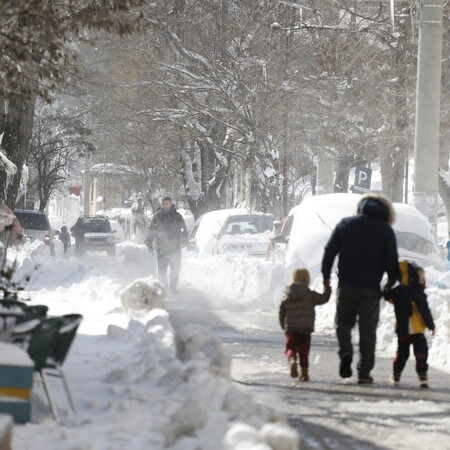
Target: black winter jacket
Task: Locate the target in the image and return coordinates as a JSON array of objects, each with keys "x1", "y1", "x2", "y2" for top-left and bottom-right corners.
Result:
[
  {"x1": 388, "y1": 284, "x2": 435, "y2": 336},
  {"x1": 279, "y1": 283, "x2": 331, "y2": 333},
  {"x1": 321, "y1": 196, "x2": 399, "y2": 289},
  {"x1": 147, "y1": 206, "x2": 188, "y2": 255}
]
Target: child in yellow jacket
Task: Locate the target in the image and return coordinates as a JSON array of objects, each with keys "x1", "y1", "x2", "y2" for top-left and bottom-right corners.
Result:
[{"x1": 384, "y1": 261, "x2": 435, "y2": 388}]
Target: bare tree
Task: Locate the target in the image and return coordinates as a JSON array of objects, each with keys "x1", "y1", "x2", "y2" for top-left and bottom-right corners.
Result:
[
  {"x1": 0, "y1": 0, "x2": 148, "y2": 207},
  {"x1": 27, "y1": 103, "x2": 94, "y2": 211}
]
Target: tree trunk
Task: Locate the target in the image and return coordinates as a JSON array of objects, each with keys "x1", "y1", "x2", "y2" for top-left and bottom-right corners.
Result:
[
  {"x1": 0, "y1": 94, "x2": 36, "y2": 207},
  {"x1": 0, "y1": 98, "x2": 6, "y2": 134},
  {"x1": 180, "y1": 147, "x2": 208, "y2": 220},
  {"x1": 334, "y1": 155, "x2": 350, "y2": 193},
  {"x1": 391, "y1": 157, "x2": 406, "y2": 203}
]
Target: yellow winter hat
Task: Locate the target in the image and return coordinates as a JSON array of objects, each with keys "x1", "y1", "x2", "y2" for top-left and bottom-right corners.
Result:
[{"x1": 292, "y1": 268, "x2": 310, "y2": 285}]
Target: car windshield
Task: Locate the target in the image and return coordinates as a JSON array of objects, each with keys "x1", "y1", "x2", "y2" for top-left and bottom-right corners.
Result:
[
  {"x1": 83, "y1": 220, "x2": 112, "y2": 233},
  {"x1": 14, "y1": 212, "x2": 49, "y2": 231},
  {"x1": 395, "y1": 231, "x2": 435, "y2": 255},
  {"x1": 225, "y1": 216, "x2": 273, "y2": 235}
]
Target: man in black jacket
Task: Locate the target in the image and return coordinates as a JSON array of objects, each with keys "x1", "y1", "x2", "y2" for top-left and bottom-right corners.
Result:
[
  {"x1": 146, "y1": 197, "x2": 189, "y2": 294},
  {"x1": 322, "y1": 193, "x2": 399, "y2": 384}
]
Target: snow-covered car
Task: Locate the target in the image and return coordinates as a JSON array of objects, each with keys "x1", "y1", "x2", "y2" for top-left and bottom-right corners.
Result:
[
  {"x1": 81, "y1": 217, "x2": 116, "y2": 256},
  {"x1": 270, "y1": 193, "x2": 444, "y2": 274},
  {"x1": 189, "y1": 208, "x2": 273, "y2": 256},
  {"x1": 212, "y1": 214, "x2": 274, "y2": 257}
]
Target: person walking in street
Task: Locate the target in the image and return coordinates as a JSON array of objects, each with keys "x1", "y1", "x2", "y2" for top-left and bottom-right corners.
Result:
[
  {"x1": 146, "y1": 197, "x2": 188, "y2": 295},
  {"x1": 59, "y1": 225, "x2": 71, "y2": 255},
  {"x1": 384, "y1": 261, "x2": 435, "y2": 388},
  {"x1": 321, "y1": 193, "x2": 399, "y2": 384},
  {"x1": 70, "y1": 217, "x2": 86, "y2": 257},
  {"x1": 279, "y1": 268, "x2": 331, "y2": 382}
]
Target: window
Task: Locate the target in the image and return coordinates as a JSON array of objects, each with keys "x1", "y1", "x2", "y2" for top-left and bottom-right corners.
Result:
[
  {"x1": 14, "y1": 212, "x2": 49, "y2": 231},
  {"x1": 190, "y1": 223, "x2": 200, "y2": 240},
  {"x1": 83, "y1": 220, "x2": 112, "y2": 233},
  {"x1": 224, "y1": 216, "x2": 273, "y2": 235},
  {"x1": 395, "y1": 231, "x2": 434, "y2": 255},
  {"x1": 281, "y1": 216, "x2": 294, "y2": 239}
]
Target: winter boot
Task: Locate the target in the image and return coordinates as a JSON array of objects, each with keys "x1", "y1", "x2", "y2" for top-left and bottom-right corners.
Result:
[
  {"x1": 299, "y1": 368, "x2": 309, "y2": 382},
  {"x1": 339, "y1": 354, "x2": 353, "y2": 378},
  {"x1": 289, "y1": 357, "x2": 298, "y2": 378},
  {"x1": 389, "y1": 373, "x2": 401, "y2": 386},
  {"x1": 418, "y1": 374, "x2": 428, "y2": 388},
  {"x1": 357, "y1": 374, "x2": 374, "y2": 385}
]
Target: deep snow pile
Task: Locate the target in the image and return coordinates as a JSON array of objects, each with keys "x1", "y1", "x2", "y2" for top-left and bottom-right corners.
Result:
[
  {"x1": 181, "y1": 254, "x2": 288, "y2": 309},
  {"x1": 11, "y1": 248, "x2": 298, "y2": 450}
]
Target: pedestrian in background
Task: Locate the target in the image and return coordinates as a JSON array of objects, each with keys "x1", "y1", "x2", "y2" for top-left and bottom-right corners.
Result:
[
  {"x1": 59, "y1": 225, "x2": 71, "y2": 255},
  {"x1": 70, "y1": 217, "x2": 85, "y2": 257},
  {"x1": 145, "y1": 197, "x2": 188, "y2": 295}
]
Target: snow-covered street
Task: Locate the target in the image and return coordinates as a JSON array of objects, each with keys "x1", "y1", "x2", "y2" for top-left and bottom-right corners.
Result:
[
  {"x1": 9, "y1": 246, "x2": 450, "y2": 449},
  {"x1": 3, "y1": 2, "x2": 450, "y2": 449}
]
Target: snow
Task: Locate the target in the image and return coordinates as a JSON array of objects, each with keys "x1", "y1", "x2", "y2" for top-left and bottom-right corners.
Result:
[
  {"x1": 90, "y1": 163, "x2": 134, "y2": 175},
  {"x1": 7, "y1": 191, "x2": 450, "y2": 448},
  {"x1": 120, "y1": 277, "x2": 166, "y2": 315},
  {"x1": 11, "y1": 246, "x2": 296, "y2": 449},
  {"x1": 0, "y1": 343, "x2": 33, "y2": 367},
  {"x1": 0, "y1": 150, "x2": 17, "y2": 176},
  {"x1": 48, "y1": 215, "x2": 64, "y2": 231}
]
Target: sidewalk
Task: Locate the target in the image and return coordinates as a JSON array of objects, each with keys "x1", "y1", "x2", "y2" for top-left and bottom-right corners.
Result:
[{"x1": 166, "y1": 289, "x2": 450, "y2": 450}]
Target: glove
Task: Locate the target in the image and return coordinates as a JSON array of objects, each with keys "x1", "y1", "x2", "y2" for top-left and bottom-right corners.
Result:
[{"x1": 382, "y1": 284, "x2": 392, "y2": 300}]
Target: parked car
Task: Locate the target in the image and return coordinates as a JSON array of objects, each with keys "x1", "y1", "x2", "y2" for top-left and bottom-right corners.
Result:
[
  {"x1": 79, "y1": 216, "x2": 116, "y2": 256},
  {"x1": 14, "y1": 209, "x2": 55, "y2": 255},
  {"x1": 189, "y1": 209, "x2": 249, "y2": 254},
  {"x1": 270, "y1": 193, "x2": 444, "y2": 274},
  {"x1": 212, "y1": 213, "x2": 274, "y2": 256},
  {"x1": 189, "y1": 208, "x2": 274, "y2": 256}
]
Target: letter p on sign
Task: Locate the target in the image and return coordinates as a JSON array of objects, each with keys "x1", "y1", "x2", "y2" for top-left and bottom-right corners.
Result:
[{"x1": 358, "y1": 170, "x2": 368, "y2": 184}]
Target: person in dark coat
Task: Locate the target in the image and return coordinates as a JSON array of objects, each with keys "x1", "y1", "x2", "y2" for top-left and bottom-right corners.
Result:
[
  {"x1": 321, "y1": 193, "x2": 399, "y2": 384},
  {"x1": 70, "y1": 217, "x2": 85, "y2": 257},
  {"x1": 384, "y1": 261, "x2": 435, "y2": 388},
  {"x1": 59, "y1": 225, "x2": 71, "y2": 255},
  {"x1": 146, "y1": 197, "x2": 188, "y2": 294},
  {"x1": 279, "y1": 268, "x2": 331, "y2": 381}
]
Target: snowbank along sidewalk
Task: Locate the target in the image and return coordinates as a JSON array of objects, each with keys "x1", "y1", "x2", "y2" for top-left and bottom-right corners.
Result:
[{"x1": 12, "y1": 259, "x2": 299, "y2": 450}]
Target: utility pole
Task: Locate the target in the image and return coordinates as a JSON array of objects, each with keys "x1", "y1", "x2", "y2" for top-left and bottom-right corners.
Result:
[
  {"x1": 413, "y1": 0, "x2": 444, "y2": 234},
  {"x1": 83, "y1": 153, "x2": 91, "y2": 216}
]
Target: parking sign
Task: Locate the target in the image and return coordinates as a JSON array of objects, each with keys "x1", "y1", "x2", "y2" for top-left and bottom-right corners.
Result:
[{"x1": 353, "y1": 166, "x2": 372, "y2": 194}]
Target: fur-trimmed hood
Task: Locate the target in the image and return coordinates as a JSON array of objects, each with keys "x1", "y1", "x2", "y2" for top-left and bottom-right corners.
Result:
[{"x1": 357, "y1": 193, "x2": 395, "y2": 225}]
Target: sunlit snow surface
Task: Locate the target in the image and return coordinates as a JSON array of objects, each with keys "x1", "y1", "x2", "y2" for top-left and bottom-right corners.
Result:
[
  {"x1": 6, "y1": 215, "x2": 450, "y2": 449},
  {"x1": 10, "y1": 243, "x2": 298, "y2": 450}
]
